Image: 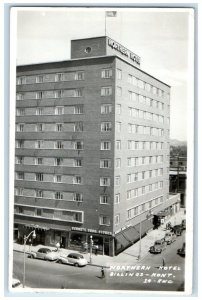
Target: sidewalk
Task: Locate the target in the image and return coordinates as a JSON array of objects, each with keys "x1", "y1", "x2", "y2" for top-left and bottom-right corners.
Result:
[{"x1": 13, "y1": 209, "x2": 185, "y2": 268}]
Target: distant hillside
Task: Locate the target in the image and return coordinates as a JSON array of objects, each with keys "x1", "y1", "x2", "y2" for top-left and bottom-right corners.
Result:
[
  {"x1": 170, "y1": 139, "x2": 187, "y2": 147},
  {"x1": 170, "y1": 139, "x2": 187, "y2": 156}
]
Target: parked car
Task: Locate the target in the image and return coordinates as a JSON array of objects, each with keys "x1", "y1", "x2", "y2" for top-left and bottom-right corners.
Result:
[
  {"x1": 57, "y1": 253, "x2": 88, "y2": 267},
  {"x1": 171, "y1": 225, "x2": 183, "y2": 236},
  {"x1": 164, "y1": 232, "x2": 177, "y2": 245},
  {"x1": 149, "y1": 238, "x2": 167, "y2": 254},
  {"x1": 181, "y1": 219, "x2": 186, "y2": 230},
  {"x1": 177, "y1": 242, "x2": 185, "y2": 257},
  {"x1": 28, "y1": 247, "x2": 59, "y2": 261}
]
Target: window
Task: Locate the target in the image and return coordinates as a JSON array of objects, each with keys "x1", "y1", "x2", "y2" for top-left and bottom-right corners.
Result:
[
  {"x1": 73, "y1": 176, "x2": 82, "y2": 184},
  {"x1": 116, "y1": 104, "x2": 121, "y2": 114},
  {"x1": 101, "y1": 69, "x2": 112, "y2": 78},
  {"x1": 17, "y1": 124, "x2": 24, "y2": 132},
  {"x1": 74, "y1": 159, "x2": 82, "y2": 167},
  {"x1": 36, "y1": 190, "x2": 43, "y2": 198},
  {"x1": 16, "y1": 156, "x2": 24, "y2": 164},
  {"x1": 73, "y1": 89, "x2": 82, "y2": 97},
  {"x1": 100, "y1": 177, "x2": 110, "y2": 186},
  {"x1": 117, "y1": 69, "x2": 122, "y2": 80},
  {"x1": 55, "y1": 141, "x2": 64, "y2": 149},
  {"x1": 36, "y1": 92, "x2": 43, "y2": 99},
  {"x1": 115, "y1": 194, "x2": 120, "y2": 204},
  {"x1": 115, "y1": 214, "x2": 120, "y2": 225},
  {"x1": 116, "y1": 122, "x2": 121, "y2": 132},
  {"x1": 74, "y1": 105, "x2": 84, "y2": 114},
  {"x1": 101, "y1": 104, "x2": 112, "y2": 114},
  {"x1": 55, "y1": 158, "x2": 63, "y2": 166},
  {"x1": 16, "y1": 108, "x2": 25, "y2": 116},
  {"x1": 101, "y1": 141, "x2": 111, "y2": 150},
  {"x1": 55, "y1": 106, "x2": 64, "y2": 115},
  {"x1": 100, "y1": 195, "x2": 109, "y2": 204},
  {"x1": 100, "y1": 159, "x2": 111, "y2": 168},
  {"x1": 138, "y1": 80, "x2": 145, "y2": 89},
  {"x1": 55, "y1": 192, "x2": 63, "y2": 200},
  {"x1": 117, "y1": 86, "x2": 122, "y2": 96},
  {"x1": 17, "y1": 76, "x2": 26, "y2": 85},
  {"x1": 75, "y1": 141, "x2": 83, "y2": 150},
  {"x1": 74, "y1": 193, "x2": 83, "y2": 202},
  {"x1": 16, "y1": 172, "x2": 24, "y2": 180},
  {"x1": 55, "y1": 73, "x2": 63, "y2": 81},
  {"x1": 36, "y1": 123, "x2": 44, "y2": 132},
  {"x1": 99, "y1": 215, "x2": 110, "y2": 226},
  {"x1": 36, "y1": 108, "x2": 43, "y2": 115},
  {"x1": 55, "y1": 90, "x2": 63, "y2": 98},
  {"x1": 15, "y1": 188, "x2": 23, "y2": 196},
  {"x1": 115, "y1": 176, "x2": 120, "y2": 186},
  {"x1": 35, "y1": 140, "x2": 43, "y2": 149},
  {"x1": 101, "y1": 122, "x2": 112, "y2": 132},
  {"x1": 16, "y1": 93, "x2": 24, "y2": 100},
  {"x1": 101, "y1": 87, "x2": 112, "y2": 96},
  {"x1": 75, "y1": 71, "x2": 84, "y2": 80},
  {"x1": 73, "y1": 212, "x2": 82, "y2": 222},
  {"x1": 142, "y1": 186, "x2": 145, "y2": 195},
  {"x1": 18, "y1": 207, "x2": 24, "y2": 214},
  {"x1": 74, "y1": 122, "x2": 83, "y2": 132},
  {"x1": 36, "y1": 173, "x2": 43, "y2": 181},
  {"x1": 116, "y1": 140, "x2": 121, "y2": 150},
  {"x1": 36, "y1": 75, "x2": 44, "y2": 83},
  {"x1": 56, "y1": 123, "x2": 63, "y2": 132},
  {"x1": 16, "y1": 140, "x2": 24, "y2": 148},
  {"x1": 35, "y1": 157, "x2": 43, "y2": 165},
  {"x1": 54, "y1": 175, "x2": 62, "y2": 183},
  {"x1": 36, "y1": 209, "x2": 42, "y2": 216},
  {"x1": 115, "y1": 158, "x2": 121, "y2": 168}
]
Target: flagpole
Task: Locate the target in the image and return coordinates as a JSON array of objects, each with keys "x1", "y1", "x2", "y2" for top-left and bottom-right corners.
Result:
[{"x1": 105, "y1": 12, "x2": 106, "y2": 36}]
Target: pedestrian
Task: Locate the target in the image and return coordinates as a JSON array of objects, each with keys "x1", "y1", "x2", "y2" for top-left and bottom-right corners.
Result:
[
  {"x1": 94, "y1": 245, "x2": 98, "y2": 255},
  {"x1": 101, "y1": 266, "x2": 105, "y2": 278},
  {"x1": 162, "y1": 258, "x2": 165, "y2": 267}
]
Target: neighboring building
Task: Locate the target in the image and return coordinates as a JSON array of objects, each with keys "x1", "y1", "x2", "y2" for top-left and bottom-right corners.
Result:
[
  {"x1": 169, "y1": 156, "x2": 187, "y2": 207},
  {"x1": 14, "y1": 36, "x2": 180, "y2": 256}
]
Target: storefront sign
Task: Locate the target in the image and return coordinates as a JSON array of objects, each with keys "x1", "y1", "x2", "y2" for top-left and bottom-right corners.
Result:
[
  {"x1": 108, "y1": 38, "x2": 141, "y2": 65},
  {"x1": 71, "y1": 227, "x2": 113, "y2": 236}
]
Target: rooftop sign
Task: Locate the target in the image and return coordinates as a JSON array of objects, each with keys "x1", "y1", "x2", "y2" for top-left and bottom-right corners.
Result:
[{"x1": 108, "y1": 38, "x2": 141, "y2": 65}]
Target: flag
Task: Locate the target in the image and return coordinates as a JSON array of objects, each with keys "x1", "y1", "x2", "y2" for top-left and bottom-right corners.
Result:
[{"x1": 106, "y1": 11, "x2": 117, "y2": 17}]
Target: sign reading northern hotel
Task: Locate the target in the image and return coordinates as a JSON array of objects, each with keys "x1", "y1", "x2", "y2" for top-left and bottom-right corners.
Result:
[{"x1": 108, "y1": 38, "x2": 141, "y2": 65}]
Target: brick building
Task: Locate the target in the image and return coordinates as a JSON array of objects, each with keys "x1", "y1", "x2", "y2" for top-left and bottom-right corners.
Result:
[{"x1": 14, "y1": 36, "x2": 180, "y2": 256}]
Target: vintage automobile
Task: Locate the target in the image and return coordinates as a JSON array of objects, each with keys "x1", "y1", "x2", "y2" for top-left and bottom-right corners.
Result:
[
  {"x1": 57, "y1": 253, "x2": 88, "y2": 267},
  {"x1": 164, "y1": 232, "x2": 177, "y2": 245},
  {"x1": 149, "y1": 238, "x2": 167, "y2": 254},
  {"x1": 171, "y1": 225, "x2": 183, "y2": 236},
  {"x1": 177, "y1": 242, "x2": 185, "y2": 257},
  {"x1": 28, "y1": 247, "x2": 59, "y2": 261}
]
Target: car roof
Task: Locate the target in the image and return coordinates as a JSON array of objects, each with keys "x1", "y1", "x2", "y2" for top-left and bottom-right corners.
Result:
[{"x1": 68, "y1": 253, "x2": 83, "y2": 258}]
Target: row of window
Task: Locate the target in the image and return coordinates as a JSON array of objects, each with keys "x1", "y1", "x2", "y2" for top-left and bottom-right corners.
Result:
[
  {"x1": 127, "y1": 168, "x2": 163, "y2": 183},
  {"x1": 17, "y1": 105, "x2": 84, "y2": 116},
  {"x1": 126, "y1": 181, "x2": 164, "y2": 200},
  {"x1": 15, "y1": 204, "x2": 111, "y2": 226},
  {"x1": 17, "y1": 71, "x2": 85, "y2": 85},
  {"x1": 129, "y1": 92, "x2": 165, "y2": 111},
  {"x1": 16, "y1": 139, "x2": 169, "y2": 152},
  {"x1": 17, "y1": 69, "x2": 167, "y2": 101},
  {"x1": 16, "y1": 122, "x2": 84, "y2": 133},
  {"x1": 15, "y1": 155, "x2": 166, "y2": 170},
  {"x1": 128, "y1": 124, "x2": 164, "y2": 136},
  {"x1": 129, "y1": 107, "x2": 165, "y2": 123},
  {"x1": 127, "y1": 196, "x2": 164, "y2": 220},
  {"x1": 15, "y1": 205, "x2": 83, "y2": 223}
]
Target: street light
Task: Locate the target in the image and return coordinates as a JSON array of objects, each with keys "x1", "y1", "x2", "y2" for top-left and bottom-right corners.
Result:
[
  {"x1": 89, "y1": 235, "x2": 93, "y2": 264},
  {"x1": 23, "y1": 229, "x2": 36, "y2": 288}
]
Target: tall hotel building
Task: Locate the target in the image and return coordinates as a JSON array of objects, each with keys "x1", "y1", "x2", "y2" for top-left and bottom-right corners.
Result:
[{"x1": 14, "y1": 36, "x2": 180, "y2": 256}]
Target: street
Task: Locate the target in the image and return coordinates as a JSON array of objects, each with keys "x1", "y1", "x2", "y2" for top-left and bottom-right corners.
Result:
[{"x1": 12, "y1": 233, "x2": 185, "y2": 291}]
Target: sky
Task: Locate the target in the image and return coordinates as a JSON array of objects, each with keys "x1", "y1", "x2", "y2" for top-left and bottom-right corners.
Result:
[{"x1": 15, "y1": 7, "x2": 194, "y2": 141}]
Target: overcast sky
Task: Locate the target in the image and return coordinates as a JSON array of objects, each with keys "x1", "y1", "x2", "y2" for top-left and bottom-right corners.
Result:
[{"x1": 15, "y1": 7, "x2": 194, "y2": 141}]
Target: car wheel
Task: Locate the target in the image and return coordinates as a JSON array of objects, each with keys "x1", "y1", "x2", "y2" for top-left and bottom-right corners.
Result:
[
  {"x1": 30, "y1": 255, "x2": 34, "y2": 259},
  {"x1": 58, "y1": 260, "x2": 63, "y2": 264},
  {"x1": 74, "y1": 263, "x2": 79, "y2": 267}
]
